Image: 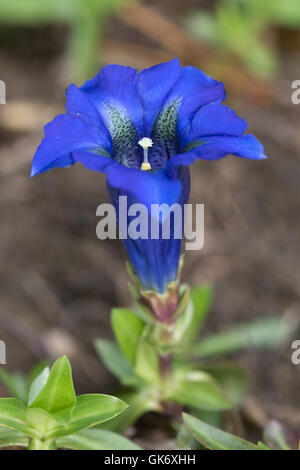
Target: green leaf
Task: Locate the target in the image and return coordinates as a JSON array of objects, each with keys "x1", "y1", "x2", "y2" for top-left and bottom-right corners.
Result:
[
  {"x1": 185, "y1": 11, "x2": 218, "y2": 44},
  {"x1": 111, "y1": 308, "x2": 145, "y2": 365},
  {"x1": 101, "y1": 388, "x2": 158, "y2": 434},
  {"x1": 188, "y1": 285, "x2": 213, "y2": 338},
  {"x1": 173, "y1": 300, "x2": 194, "y2": 345},
  {"x1": 99, "y1": 389, "x2": 158, "y2": 434},
  {"x1": 175, "y1": 285, "x2": 213, "y2": 348},
  {"x1": 183, "y1": 413, "x2": 258, "y2": 450},
  {"x1": 57, "y1": 428, "x2": 141, "y2": 450},
  {"x1": 202, "y1": 364, "x2": 247, "y2": 406},
  {"x1": 0, "y1": 398, "x2": 38, "y2": 438},
  {"x1": 243, "y1": 41, "x2": 277, "y2": 79},
  {"x1": 94, "y1": 339, "x2": 134, "y2": 381},
  {"x1": 0, "y1": 361, "x2": 50, "y2": 404},
  {"x1": 0, "y1": 427, "x2": 29, "y2": 448},
  {"x1": 272, "y1": 0, "x2": 300, "y2": 27},
  {"x1": 0, "y1": 0, "x2": 75, "y2": 24},
  {"x1": 29, "y1": 356, "x2": 76, "y2": 421},
  {"x1": 27, "y1": 361, "x2": 50, "y2": 391},
  {"x1": 168, "y1": 371, "x2": 231, "y2": 412},
  {"x1": 175, "y1": 424, "x2": 202, "y2": 450},
  {"x1": 190, "y1": 408, "x2": 223, "y2": 428},
  {"x1": 0, "y1": 369, "x2": 28, "y2": 403},
  {"x1": 134, "y1": 341, "x2": 160, "y2": 384},
  {"x1": 28, "y1": 367, "x2": 50, "y2": 407},
  {"x1": 25, "y1": 408, "x2": 60, "y2": 438},
  {"x1": 45, "y1": 394, "x2": 127, "y2": 439},
  {"x1": 191, "y1": 317, "x2": 292, "y2": 359}
]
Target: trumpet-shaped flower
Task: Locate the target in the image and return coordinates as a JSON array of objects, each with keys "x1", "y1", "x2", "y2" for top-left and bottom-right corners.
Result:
[{"x1": 31, "y1": 59, "x2": 266, "y2": 293}]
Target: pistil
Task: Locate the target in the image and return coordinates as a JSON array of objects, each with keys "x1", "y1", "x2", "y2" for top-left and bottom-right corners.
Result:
[{"x1": 138, "y1": 137, "x2": 153, "y2": 171}]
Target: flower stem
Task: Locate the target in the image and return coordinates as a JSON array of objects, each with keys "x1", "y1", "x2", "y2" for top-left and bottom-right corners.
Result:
[
  {"x1": 159, "y1": 352, "x2": 172, "y2": 379},
  {"x1": 28, "y1": 438, "x2": 55, "y2": 450}
]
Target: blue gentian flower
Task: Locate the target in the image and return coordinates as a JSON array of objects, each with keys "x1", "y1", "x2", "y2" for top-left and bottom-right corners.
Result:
[{"x1": 31, "y1": 59, "x2": 266, "y2": 293}]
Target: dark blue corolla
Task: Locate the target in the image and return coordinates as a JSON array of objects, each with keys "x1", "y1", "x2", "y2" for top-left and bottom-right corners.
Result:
[{"x1": 31, "y1": 59, "x2": 266, "y2": 293}]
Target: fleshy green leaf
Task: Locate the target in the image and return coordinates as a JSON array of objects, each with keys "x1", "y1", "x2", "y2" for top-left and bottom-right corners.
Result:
[
  {"x1": 190, "y1": 317, "x2": 292, "y2": 359},
  {"x1": 57, "y1": 428, "x2": 141, "y2": 450},
  {"x1": 187, "y1": 285, "x2": 213, "y2": 341},
  {"x1": 94, "y1": 339, "x2": 134, "y2": 381},
  {"x1": 29, "y1": 356, "x2": 76, "y2": 421},
  {"x1": 99, "y1": 389, "x2": 158, "y2": 434},
  {"x1": 175, "y1": 424, "x2": 202, "y2": 450},
  {"x1": 185, "y1": 11, "x2": 217, "y2": 44},
  {"x1": 0, "y1": 361, "x2": 50, "y2": 404},
  {"x1": 27, "y1": 361, "x2": 50, "y2": 390},
  {"x1": 175, "y1": 285, "x2": 213, "y2": 348},
  {"x1": 111, "y1": 308, "x2": 145, "y2": 365},
  {"x1": 0, "y1": 427, "x2": 29, "y2": 448},
  {"x1": 28, "y1": 367, "x2": 50, "y2": 407},
  {"x1": 0, "y1": 398, "x2": 38, "y2": 438},
  {"x1": 134, "y1": 341, "x2": 160, "y2": 384},
  {"x1": 190, "y1": 408, "x2": 223, "y2": 429},
  {"x1": 0, "y1": 0, "x2": 75, "y2": 24},
  {"x1": 25, "y1": 408, "x2": 60, "y2": 437},
  {"x1": 183, "y1": 413, "x2": 258, "y2": 450},
  {"x1": 168, "y1": 371, "x2": 231, "y2": 411},
  {"x1": 0, "y1": 370, "x2": 28, "y2": 403},
  {"x1": 202, "y1": 363, "x2": 247, "y2": 406},
  {"x1": 271, "y1": 0, "x2": 300, "y2": 27},
  {"x1": 45, "y1": 394, "x2": 127, "y2": 439}
]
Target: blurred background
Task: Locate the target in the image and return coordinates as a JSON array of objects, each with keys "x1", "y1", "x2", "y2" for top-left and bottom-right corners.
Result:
[{"x1": 0, "y1": 0, "x2": 300, "y2": 445}]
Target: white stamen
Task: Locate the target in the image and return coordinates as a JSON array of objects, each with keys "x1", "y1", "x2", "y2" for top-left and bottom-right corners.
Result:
[{"x1": 138, "y1": 137, "x2": 153, "y2": 171}]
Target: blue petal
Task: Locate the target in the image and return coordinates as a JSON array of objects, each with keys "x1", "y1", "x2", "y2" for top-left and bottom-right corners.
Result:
[
  {"x1": 71, "y1": 150, "x2": 118, "y2": 173},
  {"x1": 65, "y1": 83, "x2": 112, "y2": 149},
  {"x1": 107, "y1": 186, "x2": 182, "y2": 292},
  {"x1": 138, "y1": 58, "x2": 181, "y2": 136},
  {"x1": 123, "y1": 235, "x2": 182, "y2": 293},
  {"x1": 166, "y1": 65, "x2": 226, "y2": 136},
  {"x1": 80, "y1": 65, "x2": 143, "y2": 138},
  {"x1": 168, "y1": 134, "x2": 267, "y2": 172},
  {"x1": 31, "y1": 114, "x2": 112, "y2": 177},
  {"x1": 107, "y1": 166, "x2": 189, "y2": 293},
  {"x1": 180, "y1": 100, "x2": 248, "y2": 150},
  {"x1": 138, "y1": 61, "x2": 225, "y2": 169},
  {"x1": 106, "y1": 166, "x2": 182, "y2": 213}
]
